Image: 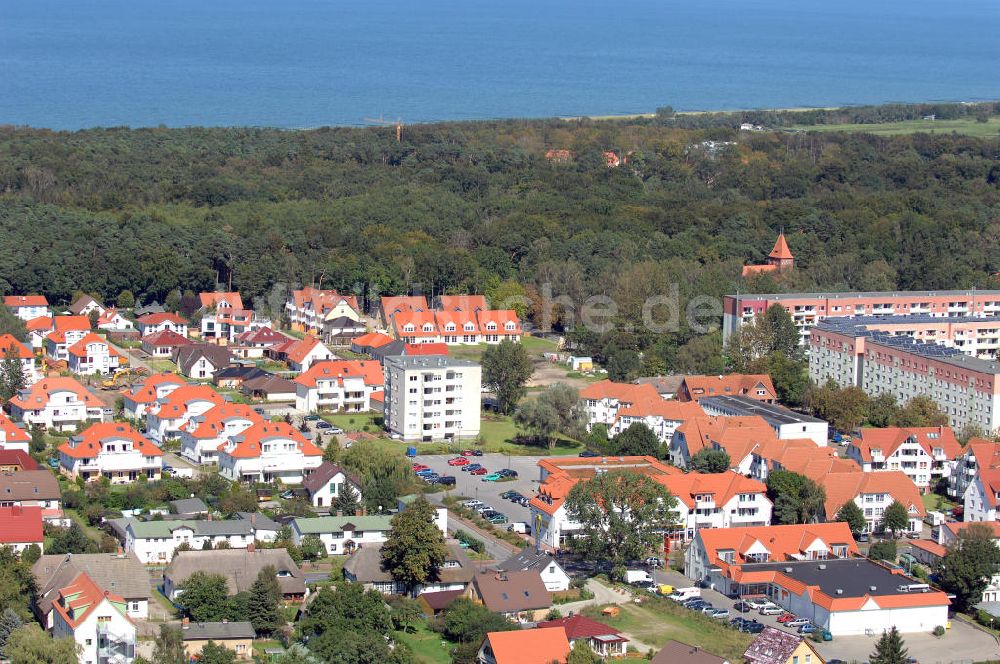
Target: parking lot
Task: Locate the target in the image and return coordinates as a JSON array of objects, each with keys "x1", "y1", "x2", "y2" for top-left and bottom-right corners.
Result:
[{"x1": 413, "y1": 453, "x2": 545, "y2": 526}]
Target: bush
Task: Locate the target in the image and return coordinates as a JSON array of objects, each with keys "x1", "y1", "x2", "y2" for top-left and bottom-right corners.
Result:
[
  {"x1": 453, "y1": 529, "x2": 485, "y2": 554},
  {"x1": 868, "y1": 539, "x2": 897, "y2": 562},
  {"x1": 933, "y1": 625, "x2": 945, "y2": 637}
]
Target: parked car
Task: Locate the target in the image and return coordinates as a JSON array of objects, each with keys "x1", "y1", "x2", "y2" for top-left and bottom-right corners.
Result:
[
  {"x1": 578, "y1": 450, "x2": 599, "y2": 458},
  {"x1": 329, "y1": 426, "x2": 344, "y2": 435},
  {"x1": 786, "y1": 618, "x2": 811, "y2": 628},
  {"x1": 906, "y1": 531, "x2": 920, "y2": 539},
  {"x1": 304, "y1": 414, "x2": 320, "y2": 421},
  {"x1": 797, "y1": 624, "x2": 818, "y2": 634},
  {"x1": 461, "y1": 449, "x2": 483, "y2": 457},
  {"x1": 470, "y1": 467, "x2": 488, "y2": 475},
  {"x1": 460, "y1": 450, "x2": 476, "y2": 457},
  {"x1": 482, "y1": 473, "x2": 504, "y2": 481},
  {"x1": 759, "y1": 606, "x2": 784, "y2": 616},
  {"x1": 708, "y1": 609, "x2": 729, "y2": 619},
  {"x1": 435, "y1": 476, "x2": 456, "y2": 487},
  {"x1": 733, "y1": 601, "x2": 752, "y2": 613},
  {"x1": 280, "y1": 489, "x2": 295, "y2": 499},
  {"x1": 856, "y1": 532, "x2": 870, "y2": 543},
  {"x1": 474, "y1": 504, "x2": 494, "y2": 514},
  {"x1": 744, "y1": 621, "x2": 765, "y2": 634},
  {"x1": 463, "y1": 499, "x2": 484, "y2": 509},
  {"x1": 315, "y1": 421, "x2": 332, "y2": 430},
  {"x1": 462, "y1": 464, "x2": 483, "y2": 472},
  {"x1": 487, "y1": 513, "x2": 508, "y2": 524},
  {"x1": 744, "y1": 597, "x2": 770, "y2": 609},
  {"x1": 412, "y1": 464, "x2": 430, "y2": 472},
  {"x1": 501, "y1": 490, "x2": 522, "y2": 500},
  {"x1": 448, "y1": 457, "x2": 470, "y2": 466},
  {"x1": 507, "y1": 522, "x2": 531, "y2": 534},
  {"x1": 684, "y1": 600, "x2": 708, "y2": 610},
  {"x1": 777, "y1": 613, "x2": 797, "y2": 623},
  {"x1": 415, "y1": 468, "x2": 436, "y2": 476},
  {"x1": 699, "y1": 604, "x2": 717, "y2": 614},
  {"x1": 644, "y1": 556, "x2": 663, "y2": 567},
  {"x1": 497, "y1": 468, "x2": 518, "y2": 478},
  {"x1": 421, "y1": 473, "x2": 440, "y2": 482}
]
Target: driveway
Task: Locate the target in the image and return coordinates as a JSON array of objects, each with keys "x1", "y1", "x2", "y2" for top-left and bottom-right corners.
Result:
[
  {"x1": 813, "y1": 619, "x2": 998, "y2": 664},
  {"x1": 413, "y1": 453, "x2": 545, "y2": 526}
]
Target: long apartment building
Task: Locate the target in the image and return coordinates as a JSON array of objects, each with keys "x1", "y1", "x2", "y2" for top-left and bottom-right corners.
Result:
[
  {"x1": 383, "y1": 355, "x2": 481, "y2": 441},
  {"x1": 810, "y1": 320, "x2": 1000, "y2": 434},
  {"x1": 724, "y1": 289, "x2": 1000, "y2": 348}
]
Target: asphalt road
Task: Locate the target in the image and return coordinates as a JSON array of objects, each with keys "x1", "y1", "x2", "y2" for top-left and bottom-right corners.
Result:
[{"x1": 412, "y1": 453, "x2": 545, "y2": 527}]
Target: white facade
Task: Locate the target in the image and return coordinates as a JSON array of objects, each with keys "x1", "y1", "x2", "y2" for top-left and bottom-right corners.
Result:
[
  {"x1": 121, "y1": 520, "x2": 271, "y2": 564},
  {"x1": 179, "y1": 406, "x2": 260, "y2": 465},
  {"x1": 609, "y1": 412, "x2": 684, "y2": 443},
  {"x1": 384, "y1": 356, "x2": 482, "y2": 442},
  {"x1": 144, "y1": 389, "x2": 223, "y2": 443},
  {"x1": 59, "y1": 429, "x2": 162, "y2": 484},
  {"x1": 963, "y1": 475, "x2": 1000, "y2": 523},
  {"x1": 670, "y1": 490, "x2": 773, "y2": 542},
  {"x1": 52, "y1": 593, "x2": 136, "y2": 664},
  {"x1": 290, "y1": 516, "x2": 393, "y2": 555},
  {"x1": 9, "y1": 382, "x2": 106, "y2": 432},
  {"x1": 67, "y1": 336, "x2": 121, "y2": 375},
  {"x1": 217, "y1": 423, "x2": 322, "y2": 484},
  {"x1": 295, "y1": 371, "x2": 382, "y2": 414},
  {"x1": 846, "y1": 439, "x2": 945, "y2": 492},
  {"x1": 7, "y1": 302, "x2": 50, "y2": 321}
]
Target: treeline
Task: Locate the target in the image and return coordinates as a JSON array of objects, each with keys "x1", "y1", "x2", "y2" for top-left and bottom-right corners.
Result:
[
  {"x1": 655, "y1": 100, "x2": 1000, "y2": 129},
  {"x1": 1, "y1": 103, "x2": 1000, "y2": 375}
]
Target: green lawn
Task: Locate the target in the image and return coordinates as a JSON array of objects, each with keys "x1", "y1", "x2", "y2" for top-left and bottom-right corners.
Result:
[
  {"x1": 791, "y1": 116, "x2": 1000, "y2": 137},
  {"x1": 320, "y1": 412, "x2": 381, "y2": 432},
  {"x1": 922, "y1": 493, "x2": 958, "y2": 513},
  {"x1": 393, "y1": 622, "x2": 453, "y2": 664},
  {"x1": 147, "y1": 359, "x2": 177, "y2": 373},
  {"x1": 478, "y1": 414, "x2": 583, "y2": 456},
  {"x1": 63, "y1": 508, "x2": 109, "y2": 547},
  {"x1": 581, "y1": 599, "x2": 753, "y2": 661}
]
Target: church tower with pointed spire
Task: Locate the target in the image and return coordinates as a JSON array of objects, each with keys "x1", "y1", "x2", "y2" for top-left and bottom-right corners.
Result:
[{"x1": 741, "y1": 230, "x2": 794, "y2": 278}]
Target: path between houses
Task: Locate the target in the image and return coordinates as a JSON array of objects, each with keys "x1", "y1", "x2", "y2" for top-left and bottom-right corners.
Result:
[{"x1": 556, "y1": 579, "x2": 657, "y2": 653}]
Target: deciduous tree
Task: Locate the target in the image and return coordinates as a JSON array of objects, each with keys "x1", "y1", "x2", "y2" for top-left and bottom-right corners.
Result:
[
  {"x1": 611, "y1": 423, "x2": 661, "y2": 458},
  {"x1": 178, "y1": 572, "x2": 232, "y2": 622},
  {"x1": 935, "y1": 523, "x2": 1000, "y2": 612},
  {"x1": 835, "y1": 500, "x2": 867, "y2": 536},
  {"x1": 689, "y1": 448, "x2": 731, "y2": 473},
  {"x1": 381, "y1": 496, "x2": 447, "y2": 593},
  {"x1": 482, "y1": 340, "x2": 533, "y2": 414},
  {"x1": 879, "y1": 500, "x2": 910, "y2": 538},
  {"x1": 197, "y1": 642, "x2": 237, "y2": 664},
  {"x1": 765, "y1": 470, "x2": 826, "y2": 525},
  {"x1": 4, "y1": 624, "x2": 78, "y2": 663},
  {"x1": 0, "y1": 347, "x2": 27, "y2": 402}
]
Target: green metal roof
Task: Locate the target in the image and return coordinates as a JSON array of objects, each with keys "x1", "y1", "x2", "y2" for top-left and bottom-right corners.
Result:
[{"x1": 291, "y1": 515, "x2": 393, "y2": 535}]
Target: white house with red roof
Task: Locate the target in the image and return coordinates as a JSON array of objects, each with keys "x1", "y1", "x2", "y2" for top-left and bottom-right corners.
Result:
[
  {"x1": 269, "y1": 335, "x2": 334, "y2": 372},
  {"x1": 144, "y1": 384, "x2": 226, "y2": 443},
  {"x1": 43, "y1": 315, "x2": 92, "y2": 362},
  {"x1": 0, "y1": 411, "x2": 31, "y2": 452},
  {"x1": 8, "y1": 377, "x2": 106, "y2": 431},
  {"x1": 820, "y1": 470, "x2": 926, "y2": 535},
  {"x1": 140, "y1": 328, "x2": 192, "y2": 357},
  {"x1": 135, "y1": 312, "x2": 190, "y2": 338},
  {"x1": 0, "y1": 333, "x2": 37, "y2": 384},
  {"x1": 198, "y1": 291, "x2": 271, "y2": 343},
  {"x1": 120, "y1": 372, "x2": 187, "y2": 420},
  {"x1": 3, "y1": 295, "x2": 50, "y2": 321},
  {"x1": 231, "y1": 326, "x2": 290, "y2": 359},
  {"x1": 50, "y1": 571, "x2": 136, "y2": 664},
  {"x1": 661, "y1": 473, "x2": 772, "y2": 542},
  {"x1": 949, "y1": 438, "x2": 1000, "y2": 500},
  {"x1": 217, "y1": 421, "x2": 322, "y2": 484},
  {"x1": 846, "y1": 426, "x2": 963, "y2": 493},
  {"x1": 535, "y1": 615, "x2": 628, "y2": 659},
  {"x1": 66, "y1": 332, "x2": 122, "y2": 375},
  {"x1": 579, "y1": 380, "x2": 662, "y2": 430},
  {"x1": 686, "y1": 522, "x2": 948, "y2": 635},
  {"x1": 391, "y1": 308, "x2": 522, "y2": 345},
  {"x1": 476, "y1": 309, "x2": 522, "y2": 343},
  {"x1": 609, "y1": 398, "x2": 705, "y2": 444},
  {"x1": 179, "y1": 403, "x2": 263, "y2": 465},
  {"x1": 59, "y1": 422, "x2": 163, "y2": 483},
  {"x1": 95, "y1": 307, "x2": 134, "y2": 332},
  {"x1": 25, "y1": 315, "x2": 54, "y2": 350},
  {"x1": 0, "y1": 505, "x2": 44, "y2": 554},
  {"x1": 294, "y1": 359, "x2": 384, "y2": 413}
]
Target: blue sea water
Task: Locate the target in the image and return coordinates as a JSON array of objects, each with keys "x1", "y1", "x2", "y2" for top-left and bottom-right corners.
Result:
[{"x1": 1, "y1": 0, "x2": 999, "y2": 130}]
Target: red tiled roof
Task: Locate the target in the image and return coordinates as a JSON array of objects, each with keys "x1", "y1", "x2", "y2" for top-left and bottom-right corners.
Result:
[
  {"x1": 663, "y1": 472, "x2": 768, "y2": 510},
  {"x1": 290, "y1": 287, "x2": 360, "y2": 316},
  {"x1": 294, "y1": 360, "x2": 384, "y2": 388},
  {"x1": 943, "y1": 520, "x2": 1000, "y2": 540},
  {"x1": 151, "y1": 384, "x2": 225, "y2": 417},
  {"x1": 536, "y1": 615, "x2": 626, "y2": 642},
  {"x1": 530, "y1": 456, "x2": 682, "y2": 516},
  {"x1": 679, "y1": 374, "x2": 776, "y2": 402},
  {"x1": 434, "y1": 310, "x2": 479, "y2": 334},
  {"x1": 121, "y1": 372, "x2": 187, "y2": 404},
  {"x1": 392, "y1": 310, "x2": 439, "y2": 337},
  {"x1": 3, "y1": 295, "x2": 48, "y2": 308},
  {"x1": 199, "y1": 292, "x2": 243, "y2": 309},
  {"x1": 476, "y1": 309, "x2": 522, "y2": 333},
  {"x1": 285, "y1": 336, "x2": 329, "y2": 364},
  {"x1": 25, "y1": 316, "x2": 53, "y2": 332},
  {"x1": 438, "y1": 295, "x2": 488, "y2": 312},
  {"x1": 405, "y1": 343, "x2": 449, "y2": 356},
  {"x1": 0, "y1": 410, "x2": 31, "y2": 445},
  {"x1": 698, "y1": 523, "x2": 858, "y2": 569},
  {"x1": 0, "y1": 448, "x2": 37, "y2": 468},
  {"x1": 615, "y1": 399, "x2": 704, "y2": 422},
  {"x1": 742, "y1": 264, "x2": 780, "y2": 278},
  {"x1": 0, "y1": 506, "x2": 43, "y2": 544},
  {"x1": 219, "y1": 421, "x2": 320, "y2": 459},
  {"x1": 9, "y1": 377, "x2": 99, "y2": 410},
  {"x1": 52, "y1": 571, "x2": 128, "y2": 629},
  {"x1": 235, "y1": 326, "x2": 289, "y2": 345},
  {"x1": 352, "y1": 332, "x2": 394, "y2": 349},
  {"x1": 60, "y1": 422, "x2": 162, "y2": 459},
  {"x1": 769, "y1": 232, "x2": 794, "y2": 260},
  {"x1": 675, "y1": 415, "x2": 776, "y2": 458},
  {"x1": 483, "y1": 626, "x2": 569, "y2": 664},
  {"x1": 0, "y1": 334, "x2": 33, "y2": 359},
  {"x1": 853, "y1": 427, "x2": 962, "y2": 463},
  {"x1": 909, "y1": 539, "x2": 947, "y2": 558},
  {"x1": 579, "y1": 380, "x2": 661, "y2": 404},
  {"x1": 381, "y1": 296, "x2": 429, "y2": 316},
  {"x1": 141, "y1": 329, "x2": 192, "y2": 348},
  {"x1": 53, "y1": 315, "x2": 91, "y2": 333},
  {"x1": 976, "y1": 468, "x2": 1000, "y2": 509}
]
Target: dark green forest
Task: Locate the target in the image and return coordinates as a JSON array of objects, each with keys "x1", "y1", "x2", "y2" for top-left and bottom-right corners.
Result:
[{"x1": 1, "y1": 105, "x2": 999, "y2": 372}]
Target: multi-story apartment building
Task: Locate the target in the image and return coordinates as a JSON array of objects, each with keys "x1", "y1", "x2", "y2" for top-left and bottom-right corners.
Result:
[
  {"x1": 120, "y1": 373, "x2": 187, "y2": 420},
  {"x1": 179, "y1": 403, "x2": 263, "y2": 465},
  {"x1": 8, "y1": 377, "x2": 106, "y2": 432},
  {"x1": 661, "y1": 472, "x2": 772, "y2": 542},
  {"x1": 294, "y1": 360, "x2": 384, "y2": 413},
  {"x1": 676, "y1": 374, "x2": 778, "y2": 403},
  {"x1": 383, "y1": 355, "x2": 481, "y2": 442},
  {"x1": 810, "y1": 321, "x2": 1000, "y2": 434},
  {"x1": 845, "y1": 427, "x2": 962, "y2": 493},
  {"x1": 58, "y1": 423, "x2": 163, "y2": 483},
  {"x1": 217, "y1": 421, "x2": 322, "y2": 484},
  {"x1": 135, "y1": 312, "x2": 190, "y2": 338},
  {"x1": 608, "y1": 398, "x2": 705, "y2": 443},
  {"x1": 44, "y1": 316, "x2": 92, "y2": 362},
  {"x1": 821, "y1": 470, "x2": 926, "y2": 534},
  {"x1": 724, "y1": 288, "x2": 1000, "y2": 348},
  {"x1": 579, "y1": 380, "x2": 661, "y2": 430}
]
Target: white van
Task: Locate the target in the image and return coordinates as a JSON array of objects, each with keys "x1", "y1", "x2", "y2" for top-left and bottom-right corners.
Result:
[
  {"x1": 667, "y1": 587, "x2": 701, "y2": 602},
  {"x1": 507, "y1": 522, "x2": 531, "y2": 534},
  {"x1": 625, "y1": 570, "x2": 653, "y2": 585}
]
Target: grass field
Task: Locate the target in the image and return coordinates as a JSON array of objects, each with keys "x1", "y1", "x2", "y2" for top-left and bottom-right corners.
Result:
[
  {"x1": 922, "y1": 492, "x2": 958, "y2": 513},
  {"x1": 320, "y1": 412, "x2": 380, "y2": 432},
  {"x1": 791, "y1": 116, "x2": 1000, "y2": 137},
  {"x1": 582, "y1": 599, "x2": 754, "y2": 661},
  {"x1": 393, "y1": 622, "x2": 452, "y2": 664}
]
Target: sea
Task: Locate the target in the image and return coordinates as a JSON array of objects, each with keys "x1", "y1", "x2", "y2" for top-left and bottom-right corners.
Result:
[{"x1": 2, "y1": 0, "x2": 999, "y2": 130}]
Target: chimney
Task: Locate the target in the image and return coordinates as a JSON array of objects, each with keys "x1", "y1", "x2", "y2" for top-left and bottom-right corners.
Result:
[{"x1": 247, "y1": 542, "x2": 255, "y2": 553}]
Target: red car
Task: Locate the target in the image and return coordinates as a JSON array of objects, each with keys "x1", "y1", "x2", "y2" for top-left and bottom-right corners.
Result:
[
  {"x1": 777, "y1": 613, "x2": 797, "y2": 624},
  {"x1": 469, "y1": 467, "x2": 488, "y2": 475},
  {"x1": 448, "y1": 457, "x2": 470, "y2": 466},
  {"x1": 460, "y1": 450, "x2": 476, "y2": 457},
  {"x1": 412, "y1": 464, "x2": 429, "y2": 472}
]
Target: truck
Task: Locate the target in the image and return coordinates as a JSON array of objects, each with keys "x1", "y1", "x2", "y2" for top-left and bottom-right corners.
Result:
[
  {"x1": 624, "y1": 570, "x2": 653, "y2": 585},
  {"x1": 667, "y1": 587, "x2": 701, "y2": 602},
  {"x1": 507, "y1": 522, "x2": 531, "y2": 534}
]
